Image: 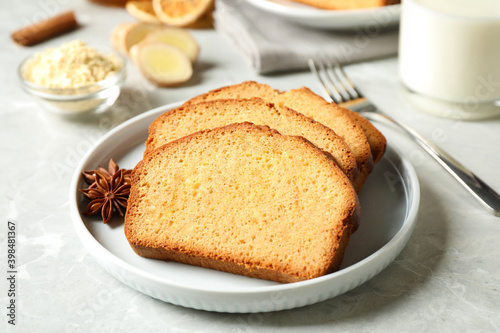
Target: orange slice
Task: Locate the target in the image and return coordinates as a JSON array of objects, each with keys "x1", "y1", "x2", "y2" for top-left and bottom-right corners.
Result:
[
  {"x1": 126, "y1": 1, "x2": 161, "y2": 23},
  {"x1": 152, "y1": 0, "x2": 213, "y2": 27}
]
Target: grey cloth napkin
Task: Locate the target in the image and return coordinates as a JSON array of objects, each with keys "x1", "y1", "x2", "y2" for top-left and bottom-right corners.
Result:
[{"x1": 214, "y1": 0, "x2": 399, "y2": 74}]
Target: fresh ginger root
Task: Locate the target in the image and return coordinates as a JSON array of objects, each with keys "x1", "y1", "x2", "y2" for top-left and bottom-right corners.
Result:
[{"x1": 111, "y1": 22, "x2": 199, "y2": 86}]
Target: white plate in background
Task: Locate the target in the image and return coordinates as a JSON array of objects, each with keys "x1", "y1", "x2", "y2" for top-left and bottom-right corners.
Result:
[
  {"x1": 69, "y1": 102, "x2": 419, "y2": 313},
  {"x1": 245, "y1": 0, "x2": 401, "y2": 29}
]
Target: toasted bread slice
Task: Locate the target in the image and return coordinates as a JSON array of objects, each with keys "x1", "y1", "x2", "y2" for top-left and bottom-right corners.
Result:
[
  {"x1": 185, "y1": 81, "x2": 383, "y2": 191},
  {"x1": 144, "y1": 98, "x2": 358, "y2": 184},
  {"x1": 125, "y1": 122, "x2": 360, "y2": 283}
]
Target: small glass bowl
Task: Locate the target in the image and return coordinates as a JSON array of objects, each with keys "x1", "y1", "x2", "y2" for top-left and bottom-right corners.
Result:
[{"x1": 18, "y1": 49, "x2": 126, "y2": 116}]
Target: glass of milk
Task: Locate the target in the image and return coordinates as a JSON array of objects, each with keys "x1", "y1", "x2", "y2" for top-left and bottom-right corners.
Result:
[{"x1": 399, "y1": 0, "x2": 500, "y2": 120}]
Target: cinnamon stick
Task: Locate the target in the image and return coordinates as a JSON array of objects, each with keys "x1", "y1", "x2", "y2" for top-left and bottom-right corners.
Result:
[{"x1": 11, "y1": 11, "x2": 79, "y2": 46}]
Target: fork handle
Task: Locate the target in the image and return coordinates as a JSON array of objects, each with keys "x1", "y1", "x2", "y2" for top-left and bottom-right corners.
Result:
[{"x1": 361, "y1": 111, "x2": 500, "y2": 217}]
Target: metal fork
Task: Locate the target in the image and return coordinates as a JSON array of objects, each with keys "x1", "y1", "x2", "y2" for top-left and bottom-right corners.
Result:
[{"x1": 308, "y1": 58, "x2": 500, "y2": 217}]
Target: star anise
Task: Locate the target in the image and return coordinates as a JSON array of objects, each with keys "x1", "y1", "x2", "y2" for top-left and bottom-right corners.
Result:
[
  {"x1": 80, "y1": 161, "x2": 132, "y2": 224},
  {"x1": 82, "y1": 158, "x2": 131, "y2": 187}
]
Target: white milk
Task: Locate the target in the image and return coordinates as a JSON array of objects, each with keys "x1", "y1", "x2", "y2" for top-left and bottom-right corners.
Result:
[
  {"x1": 399, "y1": 0, "x2": 500, "y2": 119},
  {"x1": 418, "y1": 0, "x2": 500, "y2": 17}
]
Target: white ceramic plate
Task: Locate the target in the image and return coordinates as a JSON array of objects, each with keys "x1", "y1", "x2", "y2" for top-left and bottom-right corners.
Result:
[
  {"x1": 69, "y1": 102, "x2": 420, "y2": 313},
  {"x1": 245, "y1": 0, "x2": 401, "y2": 29}
]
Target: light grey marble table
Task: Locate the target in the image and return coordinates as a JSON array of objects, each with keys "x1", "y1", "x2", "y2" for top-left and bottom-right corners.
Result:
[{"x1": 2, "y1": 1, "x2": 500, "y2": 332}]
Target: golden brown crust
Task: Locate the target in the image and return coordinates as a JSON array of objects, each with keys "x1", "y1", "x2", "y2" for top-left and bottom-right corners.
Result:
[
  {"x1": 125, "y1": 122, "x2": 360, "y2": 283},
  {"x1": 343, "y1": 108, "x2": 387, "y2": 164},
  {"x1": 128, "y1": 216, "x2": 353, "y2": 284}
]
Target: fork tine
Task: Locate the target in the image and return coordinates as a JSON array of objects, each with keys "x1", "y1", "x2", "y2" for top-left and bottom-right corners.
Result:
[
  {"x1": 323, "y1": 59, "x2": 351, "y2": 102},
  {"x1": 308, "y1": 59, "x2": 344, "y2": 104},
  {"x1": 318, "y1": 60, "x2": 346, "y2": 103},
  {"x1": 331, "y1": 59, "x2": 363, "y2": 99}
]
